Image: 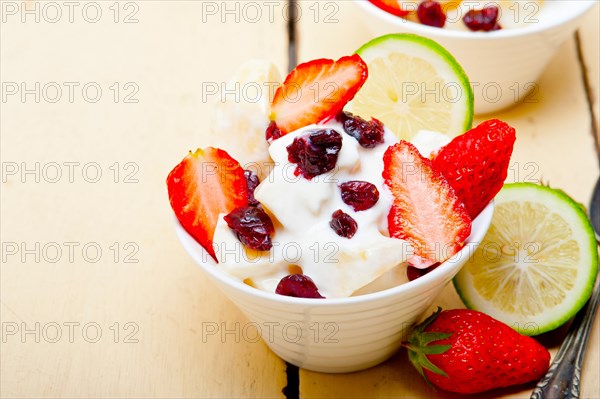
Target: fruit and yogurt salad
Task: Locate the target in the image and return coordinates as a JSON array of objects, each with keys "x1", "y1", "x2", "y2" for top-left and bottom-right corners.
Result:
[
  {"x1": 369, "y1": 0, "x2": 544, "y2": 31},
  {"x1": 166, "y1": 36, "x2": 517, "y2": 299},
  {"x1": 167, "y1": 32, "x2": 600, "y2": 396}
]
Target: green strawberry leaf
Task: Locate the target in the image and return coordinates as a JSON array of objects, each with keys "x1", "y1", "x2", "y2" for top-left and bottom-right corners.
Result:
[
  {"x1": 404, "y1": 307, "x2": 453, "y2": 384},
  {"x1": 421, "y1": 344, "x2": 452, "y2": 355},
  {"x1": 419, "y1": 332, "x2": 452, "y2": 345},
  {"x1": 414, "y1": 307, "x2": 443, "y2": 332}
]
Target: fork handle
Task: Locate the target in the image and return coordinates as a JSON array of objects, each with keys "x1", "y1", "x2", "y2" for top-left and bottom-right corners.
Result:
[{"x1": 531, "y1": 275, "x2": 600, "y2": 399}]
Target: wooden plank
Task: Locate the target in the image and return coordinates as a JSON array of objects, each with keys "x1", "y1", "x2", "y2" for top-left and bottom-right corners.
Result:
[
  {"x1": 0, "y1": 2, "x2": 288, "y2": 397},
  {"x1": 297, "y1": 2, "x2": 599, "y2": 398},
  {"x1": 578, "y1": 4, "x2": 600, "y2": 153}
]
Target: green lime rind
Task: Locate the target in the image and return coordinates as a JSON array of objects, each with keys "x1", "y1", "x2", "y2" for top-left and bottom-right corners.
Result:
[
  {"x1": 454, "y1": 182, "x2": 598, "y2": 336},
  {"x1": 355, "y1": 33, "x2": 474, "y2": 135}
]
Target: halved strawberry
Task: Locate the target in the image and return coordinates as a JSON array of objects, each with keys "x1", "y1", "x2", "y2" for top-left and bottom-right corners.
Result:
[
  {"x1": 369, "y1": 0, "x2": 410, "y2": 17},
  {"x1": 167, "y1": 147, "x2": 248, "y2": 260},
  {"x1": 432, "y1": 119, "x2": 516, "y2": 219},
  {"x1": 383, "y1": 141, "x2": 471, "y2": 267},
  {"x1": 270, "y1": 54, "x2": 368, "y2": 135}
]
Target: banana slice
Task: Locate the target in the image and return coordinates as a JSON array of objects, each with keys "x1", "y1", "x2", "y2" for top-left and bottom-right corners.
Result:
[{"x1": 210, "y1": 60, "x2": 282, "y2": 179}]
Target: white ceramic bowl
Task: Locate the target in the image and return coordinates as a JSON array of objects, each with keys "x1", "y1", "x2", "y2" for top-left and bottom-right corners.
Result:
[
  {"x1": 174, "y1": 202, "x2": 494, "y2": 373},
  {"x1": 354, "y1": 0, "x2": 598, "y2": 114}
]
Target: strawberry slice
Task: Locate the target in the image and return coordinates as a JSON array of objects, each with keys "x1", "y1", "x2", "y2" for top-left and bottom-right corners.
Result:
[
  {"x1": 369, "y1": 0, "x2": 410, "y2": 17},
  {"x1": 167, "y1": 147, "x2": 248, "y2": 260},
  {"x1": 383, "y1": 141, "x2": 471, "y2": 267},
  {"x1": 432, "y1": 119, "x2": 516, "y2": 219},
  {"x1": 270, "y1": 54, "x2": 368, "y2": 135}
]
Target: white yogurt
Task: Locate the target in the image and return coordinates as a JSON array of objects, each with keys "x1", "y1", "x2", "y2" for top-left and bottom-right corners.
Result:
[{"x1": 213, "y1": 124, "x2": 450, "y2": 298}]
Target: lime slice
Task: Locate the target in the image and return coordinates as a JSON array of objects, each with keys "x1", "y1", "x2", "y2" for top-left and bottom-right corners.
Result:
[
  {"x1": 348, "y1": 33, "x2": 473, "y2": 141},
  {"x1": 454, "y1": 183, "x2": 598, "y2": 335}
]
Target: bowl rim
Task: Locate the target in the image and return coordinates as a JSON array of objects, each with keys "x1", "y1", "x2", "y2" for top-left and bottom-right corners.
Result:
[
  {"x1": 354, "y1": 0, "x2": 598, "y2": 41},
  {"x1": 174, "y1": 201, "x2": 495, "y2": 307}
]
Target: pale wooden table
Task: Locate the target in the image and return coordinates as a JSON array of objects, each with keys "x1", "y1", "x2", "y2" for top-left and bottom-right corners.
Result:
[{"x1": 0, "y1": 1, "x2": 598, "y2": 398}]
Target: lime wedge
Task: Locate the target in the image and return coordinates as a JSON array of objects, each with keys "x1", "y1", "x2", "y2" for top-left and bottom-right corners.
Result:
[
  {"x1": 348, "y1": 33, "x2": 473, "y2": 141},
  {"x1": 454, "y1": 183, "x2": 599, "y2": 335}
]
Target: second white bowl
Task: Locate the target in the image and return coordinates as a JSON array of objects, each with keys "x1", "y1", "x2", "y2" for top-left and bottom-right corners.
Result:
[{"x1": 354, "y1": 0, "x2": 598, "y2": 114}]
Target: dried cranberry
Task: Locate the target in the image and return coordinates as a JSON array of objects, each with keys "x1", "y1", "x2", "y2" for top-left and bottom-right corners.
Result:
[
  {"x1": 266, "y1": 121, "x2": 282, "y2": 142},
  {"x1": 407, "y1": 262, "x2": 441, "y2": 281},
  {"x1": 338, "y1": 111, "x2": 385, "y2": 148},
  {"x1": 340, "y1": 181, "x2": 380, "y2": 211},
  {"x1": 463, "y1": 6, "x2": 501, "y2": 32},
  {"x1": 224, "y1": 206, "x2": 274, "y2": 251},
  {"x1": 286, "y1": 129, "x2": 342, "y2": 179},
  {"x1": 417, "y1": 0, "x2": 446, "y2": 28},
  {"x1": 244, "y1": 170, "x2": 260, "y2": 207},
  {"x1": 275, "y1": 274, "x2": 325, "y2": 299},
  {"x1": 329, "y1": 209, "x2": 358, "y2": 239}
]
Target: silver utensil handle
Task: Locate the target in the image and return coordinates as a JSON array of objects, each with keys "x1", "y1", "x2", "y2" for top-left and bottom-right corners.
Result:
[{"x1": 531, "y1": 274, "x2": 600, "y2": 399}]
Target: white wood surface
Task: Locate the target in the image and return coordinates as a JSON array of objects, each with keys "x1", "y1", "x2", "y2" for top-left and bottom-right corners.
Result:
[{"x1": 1, "y1": 2, "x2": 288, "y2": 397}]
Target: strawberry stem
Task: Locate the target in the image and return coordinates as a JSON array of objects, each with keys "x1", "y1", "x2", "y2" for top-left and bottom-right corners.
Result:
[{"x1": 404, "y1": 307, "x2": 453, "y2": 383}]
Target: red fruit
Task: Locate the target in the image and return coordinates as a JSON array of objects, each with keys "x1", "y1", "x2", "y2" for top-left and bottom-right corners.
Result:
[
  {"x1": 406, "y1": 262, "x2": 440, "y2": 281},
  {"x1": 405, "y1": 308, "x2": 551, "y2": 394},
  {"x1": 337, "y1": 111, "x2": 385, "y2": 148},
  {"x1": 265, "y1": 120, "x2": 282, "y2": 143},
  {"x1": 329, "y1": 209, "x2": 358, "y2": 239},
  {"x1": 244, "y1": 169, "x2": 261, "y2": 207},
  {"x1": 275, "y1": 274, "x2": 325, "y2": 299},
  {"x1": 368, "y1": 0, "x2": 410, "y2": 17},
  {"x1": 417, "y1": 0, "x2": 446, "y2": 28},
  {"x1": 383, "y1": 141, "x2": 471, "y2": 267},
  {"x1": 339, "y1": 180, "x2": 380, "y2": 211},
  {"x1": 224, "y1": 206, "x2": 274, "y2": 251},
  {"x1": 167, "y1": 148, "x2": 248, "y2": 260},
  {"x1": 270, "y1": 54, "x2": 368, "y2": 135},
  {"x1": 432, "y1": 119, "x2": 516, "y2": 219},
  {"x1": 463, "y1": 6, "x2": 502, "y2": 32},
  {"x1": 287, "y1": 128, "x2": 343, "y2": 179}
]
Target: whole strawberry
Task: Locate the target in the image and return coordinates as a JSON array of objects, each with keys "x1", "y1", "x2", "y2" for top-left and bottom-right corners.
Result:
[
  {"x1": 432, "y1": 119, "x2": 516, "y2": 219},
  {"x1": 405, "y1": 308, "x2": 550, "y2": 394}
]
